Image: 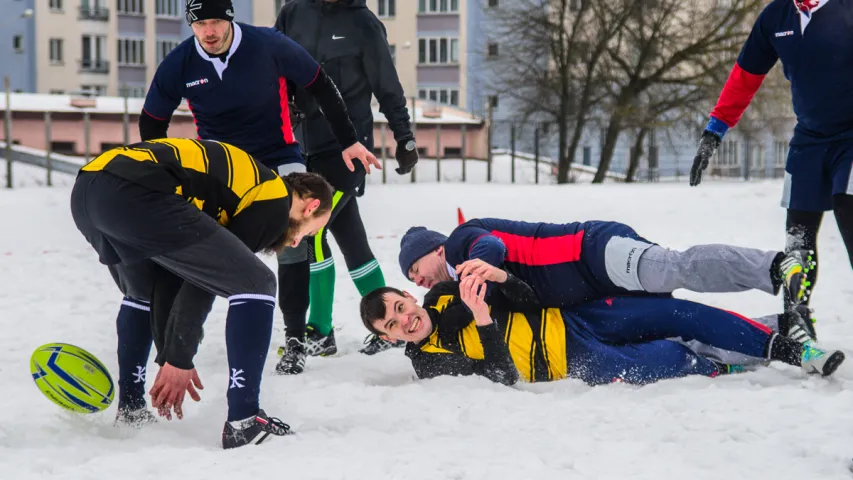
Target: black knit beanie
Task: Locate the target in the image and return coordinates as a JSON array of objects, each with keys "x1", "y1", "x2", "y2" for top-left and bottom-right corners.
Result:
[{"x1": 185, "y1": 0, "x2": 234, "y2": 25}]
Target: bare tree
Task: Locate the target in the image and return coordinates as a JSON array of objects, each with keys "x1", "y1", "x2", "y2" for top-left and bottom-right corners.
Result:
[
  {"x1": 486, "y1": 0, "x2": 635, "y2": 183},
  {"x1": 592, "y1": 0, "x2": 764, "y2": 183}
]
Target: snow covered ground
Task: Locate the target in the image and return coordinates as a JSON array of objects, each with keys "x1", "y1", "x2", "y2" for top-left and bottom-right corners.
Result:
[{"x1": 2, "y1": 166, "x2": 853, "y2": 480}]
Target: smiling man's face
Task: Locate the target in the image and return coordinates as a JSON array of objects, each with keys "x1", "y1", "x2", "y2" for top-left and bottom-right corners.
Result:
[{"x1": 370, "y1": 290, "x2": 433, "y2": 343}]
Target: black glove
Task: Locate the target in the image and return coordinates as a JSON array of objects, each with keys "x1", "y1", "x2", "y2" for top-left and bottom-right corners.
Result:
[
  {"x1": 689, "y1": 130, "x2": 722, "y2": 186},
  {"x1": 395, "y1": 136, "x2": 418, "y2": 174}
]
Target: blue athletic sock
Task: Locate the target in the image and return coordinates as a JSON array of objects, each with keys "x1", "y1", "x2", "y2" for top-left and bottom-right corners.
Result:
[
  {"x1": 225, "y1": 294, "x2": 275, "y2": 422},
  {"x1": 116, "y1": 297, "x2": 153, "y2": 410}
]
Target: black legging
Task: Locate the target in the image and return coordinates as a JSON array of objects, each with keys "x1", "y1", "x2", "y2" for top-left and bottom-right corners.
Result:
[
  {"x1": 278, "y1": 193, "x2": 377, "y2": 339},
  {"x1": 785, "y1": 193, "x2": 853, "y2": 305}
]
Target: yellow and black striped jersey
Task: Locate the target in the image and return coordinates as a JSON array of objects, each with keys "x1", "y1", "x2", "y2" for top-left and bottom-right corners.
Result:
[
  {"x1": 80, "y1": 138, "x2": 291, "y2": 253},
  {"x1": 406, "y1": 281, "x2": 569, "y2": 384}
]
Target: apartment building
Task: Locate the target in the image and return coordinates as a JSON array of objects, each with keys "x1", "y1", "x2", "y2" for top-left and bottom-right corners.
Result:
[
  {"x1": 1, "y1": 0, "x2": 282, "y2": 97},
  {"x1": 366, "y1": 0, "x2": 490, "y2": 114}
]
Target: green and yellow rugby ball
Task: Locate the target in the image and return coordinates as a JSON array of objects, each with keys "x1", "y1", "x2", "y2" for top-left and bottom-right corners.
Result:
[{"x1": 30, "y1": 343, "x2": 115, "y2": 413}]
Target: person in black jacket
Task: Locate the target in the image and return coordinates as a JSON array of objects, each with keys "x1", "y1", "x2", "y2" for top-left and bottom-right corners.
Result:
[{"x1": 274, "y1": 0, "x2": 418, "y2": 374}]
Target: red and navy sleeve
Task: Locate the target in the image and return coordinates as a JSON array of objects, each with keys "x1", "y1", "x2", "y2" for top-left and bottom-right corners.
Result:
[
  {"x1": 446, "y1": 222, "x2": 507, "y2": 268},
  {"x1": 706, "y1": 6, "x2": 779, "y2": 137},
  {"x1": 268, "y1": 29, "x2": 359, "y2": 149}
]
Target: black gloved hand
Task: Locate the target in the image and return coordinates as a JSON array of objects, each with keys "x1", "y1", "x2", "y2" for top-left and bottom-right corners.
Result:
[
  {"x1": 690, "y1": 130, "x2": 723, "y2": 186},
  {"x1": 395, "y1": 136, "x2": 418, "y2": 174}
]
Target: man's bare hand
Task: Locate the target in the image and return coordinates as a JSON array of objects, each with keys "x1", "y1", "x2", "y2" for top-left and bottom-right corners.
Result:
[
  {"x1": 341, "y1": 142, "x2": 382, "y2": 174},
  {"x1": 459, "y1": 274, "x2": 492, "y2": 326},
  {"x1": 148, "y1": 363, "x2": 203, "y2": 420},
  {"x1": 455, "y1": 258, "x2": 508, "y2": 284}
]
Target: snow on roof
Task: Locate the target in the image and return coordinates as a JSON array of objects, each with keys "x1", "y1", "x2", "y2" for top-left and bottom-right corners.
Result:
[{"x1": 0, "y1": 92, "x2": 483, "y2": 125}]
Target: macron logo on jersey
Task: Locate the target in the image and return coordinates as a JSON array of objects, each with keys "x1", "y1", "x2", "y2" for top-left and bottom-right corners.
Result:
[
  {"x1": 775, "y1": 30, "x2": 795, "y2": 37},
  {"x1": 186, "y1": 78, "x2": 209, "y2": 88}
]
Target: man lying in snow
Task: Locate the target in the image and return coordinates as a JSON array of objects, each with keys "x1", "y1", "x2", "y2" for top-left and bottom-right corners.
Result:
[{"x1": 359, "y1": 263, "x2": 844, "y2": 386}]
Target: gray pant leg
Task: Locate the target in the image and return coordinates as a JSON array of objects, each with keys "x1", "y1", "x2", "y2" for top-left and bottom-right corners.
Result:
[
  {"x1": 636, "y1": 244, "x2": 778, "y2": 295},
  {"x1": 108, "y1": 261, "x2": 158, "y2": 301},
  {"x1": 678, "y1": 314, "x2": 778, "y2": 367},
  {"x1": 152, "y1": 228, "x2": 277, "y2": 298},
  {"x1": 147, "y1": 227, "x2": 277, "y2": 367}
]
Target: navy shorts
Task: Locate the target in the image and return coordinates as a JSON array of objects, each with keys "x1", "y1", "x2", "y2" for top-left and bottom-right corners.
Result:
[
  {"x1": 782, "y1": 138, "x2": 853, "y2": 212},
  {"x1": 581, "y1": 221, "x2": 657, "y2": 294}
]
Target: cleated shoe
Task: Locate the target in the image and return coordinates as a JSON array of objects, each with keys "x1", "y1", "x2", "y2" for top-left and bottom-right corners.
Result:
[
  {"x1": 358, "y1": 333, "x2": 406, "y2": 356},
  {"x1": 275, "y1": 336, "x2": 307, "y2": 375},
  {"x1": 222, "y1": 409, "x2": 292, "y2": 449},
  {"x1": 779, "y1": 304, "x2": 818, "y2": 344},
  {"x1": 305, "y1": 325, "x2": 337, "y2": 357},
  {"x1": 800, "y1": 341, "x2": 845, "y2": 377},
  {"x1": 777, "y1": 249, "x2": 815, "y2": 309}
]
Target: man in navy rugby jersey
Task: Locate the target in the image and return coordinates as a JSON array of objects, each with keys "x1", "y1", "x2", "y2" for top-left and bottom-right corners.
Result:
[
  {"x1": 139, "y1": 0, "x2": 380, "y2": 176},
  {"x1": 690, "y1": 0, "x2": 853, "y2": 324}
]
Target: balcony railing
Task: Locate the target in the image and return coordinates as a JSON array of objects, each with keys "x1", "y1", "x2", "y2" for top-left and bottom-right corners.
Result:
[
  {"x1": 79, "y1": 6, "x2": 109, "y2": 20},
  {"x1": 79, "y1": 59, "x2": 110, "y2": 74}
]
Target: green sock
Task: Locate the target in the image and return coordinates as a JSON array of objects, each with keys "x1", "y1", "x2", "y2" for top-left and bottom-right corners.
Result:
[
  {"x1": 307, "y1": 257, "x2": 335, "y2": 336},
  {"x1": 350, "y1": 259, "x2": 385, "y2": 296}
]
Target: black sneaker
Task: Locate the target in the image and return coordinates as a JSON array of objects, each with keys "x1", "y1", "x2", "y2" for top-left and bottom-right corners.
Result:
[
  {"x1": 358, "y1": 334, "x2": 406, "y2": 356},
  {"x1": 779, "y1": 304, "x2": 818, "y2": 344},
  {"x1": 221, "y1": 409, "x2": 292, "y2": 449},
  {"x1": 305, "y1": 325, "x2": 337, "y2": 357},
  {"x1": 275, "y1": 336, "x2": 307, "y2": 375},
  {"x1": 114, "y1": 406, "x2": 157, "y2": 428}
]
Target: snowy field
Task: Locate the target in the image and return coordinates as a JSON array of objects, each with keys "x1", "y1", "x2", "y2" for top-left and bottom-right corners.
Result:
[{"x1": 3, "y1": 164, "x2": 853, "y2": 480}]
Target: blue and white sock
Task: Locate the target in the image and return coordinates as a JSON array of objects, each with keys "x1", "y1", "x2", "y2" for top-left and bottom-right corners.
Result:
[
  {"x1": 116, "y1": 297, "x2": 152, "y2": 411},
  {"x1": 225, "y1": 294, "x2": 275, "y2": 422}
]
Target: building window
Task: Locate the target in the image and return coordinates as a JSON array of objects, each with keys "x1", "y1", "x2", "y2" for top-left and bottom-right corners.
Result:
[
  {"x1": 155, "y1": 0, "x2": 179, "y2": 17},
  {"x1": 13, "y1": 35, "x2": 23, "y2": 53},
  {"x1": 118, "y1": 38, "x2": 145, "y2": 66},
  {"x1": 489, "y1": 95, "x2": 498, "y2": 108},
  {"x1": 120, "y1": 85, "x2": 147, "y2": 98},
  {"x1": 488, "y1": 0, "x2": 498, "y2": 6},
  {"x1": 487, "y1": 42, "x2": 498, "y2": 58},
  {"x1": 418, "y1": 37, "x2": 459, "y2": 64},
  {"x1": 774, "y1": 141, "x2": 788, "y2": 167},
  {"x1": 81, "y1": 35, "x2": 108, "y2": 72},
  {"x1": 377, "y1": 0, "x2": 395, "y2": 17},
  {"x1": 117, "y1": 0, "x2": 144, "y2": 15},
  {"x1": 50, "y1": 0, "x2": 63, "y2": 10},
  {"x1": 49, "y1": 38, "x2": 64, "y2": 64},
  {"x1": 80, "y1": 85, "x2": 107, "y2": 96},
  {"x1": 419, "y1": 0, "x2": 458, "y2": 13},
  {"x1": 389, "y1": 44, "x2": 396, "y2": 65},
  {"x1": 716, "y1": 140, "x2": 740, "y2": 167},
  {"x1": 417, "y1": 88, "x2": 459, "y2": 106},
  {"x1": 156, "y1": 39, "x2": 180, "y2": 64}
]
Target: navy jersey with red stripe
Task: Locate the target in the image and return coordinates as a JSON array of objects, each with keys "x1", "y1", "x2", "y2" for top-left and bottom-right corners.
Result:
[
  {"x1": 445, "y1": 218, "x2": 601, "y2": 307},
  {"x1": 707, "y1": 0, "x2": 853, "y2": 143},
  {"x1": 143, "y1": 22, "x2": 319, "y2": 167}
]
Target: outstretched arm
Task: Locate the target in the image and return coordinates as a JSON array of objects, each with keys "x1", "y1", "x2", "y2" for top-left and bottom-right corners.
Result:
[{"x1": 705, "y1": 9, "x2": 779, "y2": 137}]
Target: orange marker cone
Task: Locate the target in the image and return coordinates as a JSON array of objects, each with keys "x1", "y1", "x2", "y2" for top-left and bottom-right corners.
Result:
[{"x1": 457, "y1": 207, "x2": 466, "y2": 225}]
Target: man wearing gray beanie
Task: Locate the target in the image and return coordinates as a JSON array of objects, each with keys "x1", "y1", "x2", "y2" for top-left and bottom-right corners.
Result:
[{"x1": 398, "y1": 217, "x2": 816, "y2": 345}]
